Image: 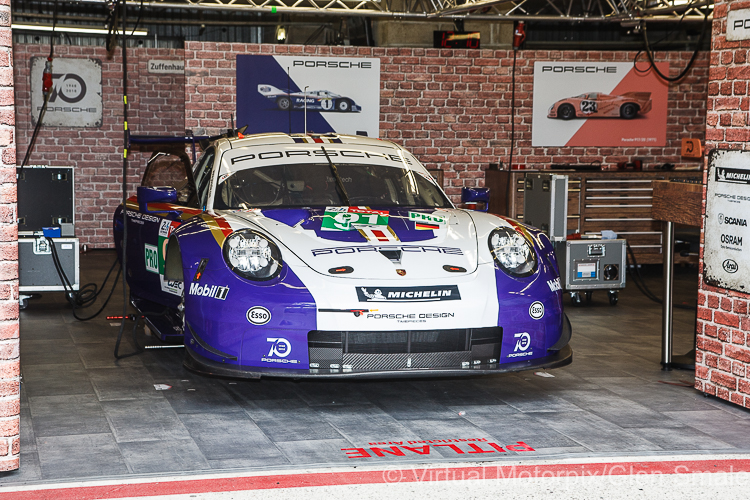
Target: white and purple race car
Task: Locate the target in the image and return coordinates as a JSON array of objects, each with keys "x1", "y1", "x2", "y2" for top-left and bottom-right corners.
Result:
[
  {"x1": 114, "y1": 133, "x2": 571, "y2": 378},
  {"x1": 258, "y1": 84, "x2": 361, "y2": 112}
]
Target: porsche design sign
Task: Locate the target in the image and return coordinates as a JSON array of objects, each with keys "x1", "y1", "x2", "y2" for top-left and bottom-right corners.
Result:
[
  {"x1": 30, "y1": 57, "x2": 103, "y2": 128},
  {"x1": 704, "y1": 149, "x2": 750, "y2": 292}
]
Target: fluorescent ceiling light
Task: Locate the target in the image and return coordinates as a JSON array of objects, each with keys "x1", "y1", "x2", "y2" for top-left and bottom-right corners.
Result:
[{"x1": 11, "y1": 23, "x2": 148, "y2": 36}]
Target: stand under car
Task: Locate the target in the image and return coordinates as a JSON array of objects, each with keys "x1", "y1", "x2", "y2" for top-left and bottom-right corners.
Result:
[{"x1": 522, "y1": 172, "x2": 626, "y2": 307}]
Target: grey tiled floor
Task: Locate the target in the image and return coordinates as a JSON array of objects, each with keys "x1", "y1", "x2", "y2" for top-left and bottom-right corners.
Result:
[{"x1": 5, "y1": 251, "x2": 750, "y2": 485}]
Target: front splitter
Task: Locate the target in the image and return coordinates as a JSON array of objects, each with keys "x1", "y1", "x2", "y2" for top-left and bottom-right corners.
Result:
[{"x1": 183, "y1": 344, "x2": 573, "y2": 380}]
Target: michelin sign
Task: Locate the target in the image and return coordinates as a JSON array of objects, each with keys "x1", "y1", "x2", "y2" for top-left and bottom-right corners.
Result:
[
  {"x1": 704, "y1": 149, "x2": 750, "y2": 292},
  {"x1": 30, "y1": 57, "x2": 103, "y2": 128}
]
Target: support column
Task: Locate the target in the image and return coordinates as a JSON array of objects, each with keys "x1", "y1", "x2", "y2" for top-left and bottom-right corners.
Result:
[{"x1": 0, "y1": 0, "x2": 19, "y2": 472}]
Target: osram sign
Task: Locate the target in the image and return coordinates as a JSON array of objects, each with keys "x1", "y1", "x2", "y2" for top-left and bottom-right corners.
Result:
[
  {"x1": 727, "y1": 9, "x2": 750, "y2": 41},
  {"x1": 30, "y1": 57, "x2": 103, "y2": 128}
]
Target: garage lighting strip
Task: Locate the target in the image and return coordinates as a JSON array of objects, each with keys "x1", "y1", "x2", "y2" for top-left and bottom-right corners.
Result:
[{"x1": 11, "y1": 23, "x2": 149, "y2": 36}]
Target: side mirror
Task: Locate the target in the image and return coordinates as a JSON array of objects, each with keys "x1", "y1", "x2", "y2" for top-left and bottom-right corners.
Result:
[
  {"x1": 137, "y1": 186, "x2": 180, "y2": 215},
  {"x1": 461, "y1": 187, "x2": 490, "y2": 212}
]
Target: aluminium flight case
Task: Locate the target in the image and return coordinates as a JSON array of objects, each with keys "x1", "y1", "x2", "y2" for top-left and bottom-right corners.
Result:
[
  {"x1": 555, "y1": 239, "x2": 626, "y2": 306},
  {"x1": 19, "y1": 237, "x2": 80, "y2": 294}
]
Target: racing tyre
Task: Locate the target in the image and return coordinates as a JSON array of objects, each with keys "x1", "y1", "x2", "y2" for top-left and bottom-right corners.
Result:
[
  {"x1": 276, "y1": 96, "x2": 292, "y2": 111},
  {"x1": 620, "y1": 103, "x2": 638, "y2": 119},
  {"x1": 336, "y1": 99, "x2": 352, "y2": 112},
  {"x1": 558, "y1": 104, "x2": 576, "y2": 120}
]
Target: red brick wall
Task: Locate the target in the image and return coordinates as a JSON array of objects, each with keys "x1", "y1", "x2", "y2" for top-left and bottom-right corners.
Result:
[
  {"x1": 0, "y1": 1, "x2": 19, "y2": 472},
  {"x1": 695, "y1": 0, "x2": 750, "y2": 408},
  {"x1": 13, "y1": 45, "x2": 185, "y2": 248},
  {"x1": 13, "y1": 42, "x2": 708, "y2": 247},
  {"x1": 185, "y1": 42, "x2": 709, "y2": 202}
]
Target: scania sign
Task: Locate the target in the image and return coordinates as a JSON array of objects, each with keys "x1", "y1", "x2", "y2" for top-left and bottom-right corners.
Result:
[
  {"x1": 704, "y1": 149, "x2": 750, "y2": 293},
  {"x1": 31, "y1": 57, "x2": 103, "y2": 128}
]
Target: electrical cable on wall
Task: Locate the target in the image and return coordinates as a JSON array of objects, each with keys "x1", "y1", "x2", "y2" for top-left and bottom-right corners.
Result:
[
  {"x1": 20, "y1": 0, "x2": 58, "y2": 169},
  {"x1": 634, "y1": 0, "x2": 711, "y2": 83}
]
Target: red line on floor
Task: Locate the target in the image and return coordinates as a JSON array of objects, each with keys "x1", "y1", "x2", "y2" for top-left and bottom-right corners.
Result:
[{"x1": 4, "y1": 458, "x2": 750, "y2": 500}]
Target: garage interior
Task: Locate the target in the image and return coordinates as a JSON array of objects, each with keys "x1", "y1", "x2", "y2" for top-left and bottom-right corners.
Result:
[{"x1": 3, "y1": 0, "x2": 750, "y2": 496}]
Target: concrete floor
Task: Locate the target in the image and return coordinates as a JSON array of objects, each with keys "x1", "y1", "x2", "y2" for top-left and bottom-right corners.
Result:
[{"x1": 5, "y1": 250, "x2": 750, "y2": 486}]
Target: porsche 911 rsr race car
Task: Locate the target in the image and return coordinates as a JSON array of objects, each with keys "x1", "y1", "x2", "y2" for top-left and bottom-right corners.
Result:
[
  {"x1": 258, "y1": 84, "x2": 361, "y2": 112},
  {"x1": 113, "y1": 133, "x2": 571, "y2": 379},
  {"x1": 547, "y1": 92, "x2": 652, "y2": 120}
]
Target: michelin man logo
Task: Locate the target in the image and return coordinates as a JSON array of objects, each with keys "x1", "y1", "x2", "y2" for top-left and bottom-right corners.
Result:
[
  {"x1": 266, "y1": 337, "x2": 292, "y2": 358},
  {"x1": 514, "y1": 332, "x2": 531, "y2": 352}
]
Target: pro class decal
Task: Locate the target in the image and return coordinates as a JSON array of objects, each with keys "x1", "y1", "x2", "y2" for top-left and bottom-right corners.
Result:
[
  {"x1": 247, "y1": 306, "x2": 272, "y2": 325},
  {"x1": 409, "y1": 211, "x2": 447, "y2": 230},
  {"x1": 529, "y1": 301, "x2": 545, "y2": 319},
  {"x1": 144, "y1": 244, "x2": 159, "y2": 273},
  {"x1": 357, "y1": 285, "x2": 460, "y2": 302},
  {"x1": 189, "y1": 283, "x2": 229, "y2": 300}
]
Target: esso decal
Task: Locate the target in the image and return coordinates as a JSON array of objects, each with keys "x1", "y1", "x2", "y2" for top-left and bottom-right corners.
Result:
[
  {"x1": 529, "y1": 301, "x2": 545, "y2": 320},
  {"x1": 247, "y1": 306, "x2": 271, "y2": 325}
]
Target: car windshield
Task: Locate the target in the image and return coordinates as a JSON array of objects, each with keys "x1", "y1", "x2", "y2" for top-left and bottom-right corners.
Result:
[{"x1": 214, "y1": 163, "x2": 451, "y2": 209}]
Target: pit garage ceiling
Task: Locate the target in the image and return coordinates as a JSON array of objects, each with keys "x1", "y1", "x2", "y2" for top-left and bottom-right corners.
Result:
[{"x1": 67, "y1": 0, "x2": 713, "y2": 22}]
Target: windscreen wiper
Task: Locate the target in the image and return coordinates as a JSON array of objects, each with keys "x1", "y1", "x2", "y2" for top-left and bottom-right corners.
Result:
[{"x1": 320, "y1": 146, "x2": 351, "y2": 206}]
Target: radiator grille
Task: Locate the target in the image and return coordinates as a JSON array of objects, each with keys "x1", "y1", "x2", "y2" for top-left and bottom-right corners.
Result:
[{"x1": 308, "y1": 327, "x2": 502, "y2": 371}]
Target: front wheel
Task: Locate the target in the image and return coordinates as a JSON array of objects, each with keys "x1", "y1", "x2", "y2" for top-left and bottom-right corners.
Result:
[
  {"x1": 276, "y1": 96, "x2": 292, "y2": 111},
  {"x1": 620, "y1": 103, "x2": 638, "y2": 119},
  {"x1": 558, "y1": 104, "x2": 576, "y2": 120},
  {"x1": 336, "y1": 99, "x2": 352, "y2": 112}
]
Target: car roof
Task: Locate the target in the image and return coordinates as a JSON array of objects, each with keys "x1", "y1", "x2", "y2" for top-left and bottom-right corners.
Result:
[{"x1": 213, "y1": 133, "x2": 401, "y2": 154}]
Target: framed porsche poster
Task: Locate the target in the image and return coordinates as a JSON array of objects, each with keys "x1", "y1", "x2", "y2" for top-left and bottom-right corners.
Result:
[
  {"x1": 531, "y1": 61, "x2": 669, "y2": 147},
  {"x1": 236, "y1": 55, "x2": 380, "y2": 138}
]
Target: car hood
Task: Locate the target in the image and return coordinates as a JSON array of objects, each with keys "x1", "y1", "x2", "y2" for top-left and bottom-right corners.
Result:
[{"x1": 222, "y1": 207, "x2": 494, "y2": 281}]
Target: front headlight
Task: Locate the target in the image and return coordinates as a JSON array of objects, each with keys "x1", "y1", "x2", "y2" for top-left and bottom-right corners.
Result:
[
  {"x1": 488, "y1": 227, "x2": 537, "y2": 277},
  {"x1": 223, "y1": 229, "x2": 282, "y2": 281}
]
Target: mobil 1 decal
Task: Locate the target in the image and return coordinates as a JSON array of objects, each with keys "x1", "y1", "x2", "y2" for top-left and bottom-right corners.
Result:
[
  {"x1": 236, "y1": 55, "x2": 380, "y2": 138},
  {"x1": 704, "y1": 150, "x2": 750, "y2": 292},
  {"x1": 531, "y1": 61, "x2": 668, "y2": 147}
]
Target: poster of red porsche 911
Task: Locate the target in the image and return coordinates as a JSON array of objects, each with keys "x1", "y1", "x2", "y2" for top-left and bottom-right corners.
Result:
[{"x1": 531, "y1": 61, "x2": 669, "y2": 147}]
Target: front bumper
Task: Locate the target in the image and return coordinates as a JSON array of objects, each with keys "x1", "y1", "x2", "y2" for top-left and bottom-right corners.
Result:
[{"x1": 183, "y1": 343, "x2": 572, "y2": 380}]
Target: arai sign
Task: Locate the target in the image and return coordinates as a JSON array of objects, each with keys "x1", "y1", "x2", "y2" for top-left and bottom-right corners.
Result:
[{"x1": 704, "y1": 150, "x2": 750, "y2": 292}]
